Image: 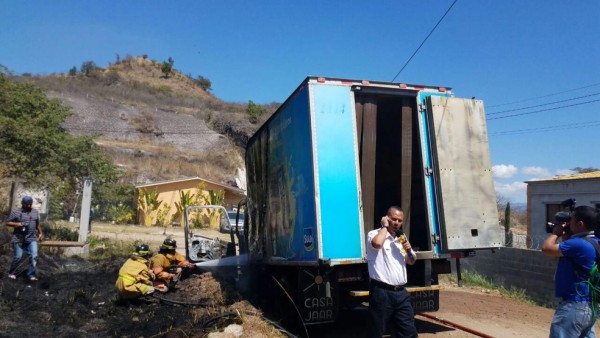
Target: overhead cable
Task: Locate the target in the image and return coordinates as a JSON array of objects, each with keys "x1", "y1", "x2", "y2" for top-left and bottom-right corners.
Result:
[
  {"x1": 391, "y1": 0, "x2": 459, "y2": 82},
  {"x1": 488, "y1": 82, "x2": 600, "y2": 108},
  {"x1": 488, "y1": 92, "x2": 600, "y2": 115},
  {"x1": 487, "y1": 98, "x2": 600, "y2": 121}
]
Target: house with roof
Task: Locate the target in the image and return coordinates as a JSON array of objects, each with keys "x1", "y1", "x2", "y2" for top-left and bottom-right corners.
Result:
[
  {"x1": 526, "y1": 171, "x2": 600, "y2": 241},
  {"x1": 135, "y1": 177, "x2": 246, "y2": 226}
]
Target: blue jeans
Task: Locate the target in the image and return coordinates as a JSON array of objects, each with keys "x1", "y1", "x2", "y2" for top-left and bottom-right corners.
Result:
[
  {"x1": 9, "y1": 241, "x2": 38, "y2": 278},
  {"x1": 368, "y1": 283, "x2": 418, "y2": 338},
  {"x1": 550, "y1": 300, "x2": 596, "y2": 338}
]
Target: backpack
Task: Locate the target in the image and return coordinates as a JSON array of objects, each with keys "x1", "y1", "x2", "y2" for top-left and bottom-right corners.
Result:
[{"x1": 571, "y1": 237, "x2": 600, "y2": 316}]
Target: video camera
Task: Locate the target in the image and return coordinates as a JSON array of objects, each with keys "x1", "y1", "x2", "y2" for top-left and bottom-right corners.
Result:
[{"x1": 545, "y1": 198, "x2": 576, "y2": 233}]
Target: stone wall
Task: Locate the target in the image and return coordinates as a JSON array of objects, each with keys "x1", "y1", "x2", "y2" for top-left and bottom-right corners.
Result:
[{"x1": 454, "y1": 247, "x2": 559, "y2": 307}]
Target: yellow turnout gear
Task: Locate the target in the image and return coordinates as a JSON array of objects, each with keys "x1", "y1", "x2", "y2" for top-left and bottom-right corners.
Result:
[{"x1": 115, "y1": 255, "x2": 154, "y2": 300}]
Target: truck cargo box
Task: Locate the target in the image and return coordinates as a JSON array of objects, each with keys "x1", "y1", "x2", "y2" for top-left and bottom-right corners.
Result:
[{"x1": 244, "y1": 76, "x2": 503, "y2": 324}]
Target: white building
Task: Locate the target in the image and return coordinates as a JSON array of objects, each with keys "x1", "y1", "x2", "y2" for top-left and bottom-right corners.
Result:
[{"x1": 526, "y1": 171, "x2": 600, "y2": 241}]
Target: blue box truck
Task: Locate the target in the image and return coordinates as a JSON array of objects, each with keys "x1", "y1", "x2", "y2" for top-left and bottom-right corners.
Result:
[{"x1": 243, "y1": 76, "x2": 503, "y2": 325}]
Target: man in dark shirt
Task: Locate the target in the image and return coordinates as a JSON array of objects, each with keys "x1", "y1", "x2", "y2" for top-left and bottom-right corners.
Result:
[{"x1": 5, "y1": 196, "x2": 43, "y2": 281}]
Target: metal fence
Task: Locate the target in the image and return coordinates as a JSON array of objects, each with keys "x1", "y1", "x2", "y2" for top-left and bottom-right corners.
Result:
[{"x1": 504, "y1": 233, "x2": 547, "y2": 250}]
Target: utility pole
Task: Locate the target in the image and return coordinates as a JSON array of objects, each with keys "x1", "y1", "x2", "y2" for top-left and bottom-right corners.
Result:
[{"x1": 78, "y1": 177, "x2": 93, "y2": 243}]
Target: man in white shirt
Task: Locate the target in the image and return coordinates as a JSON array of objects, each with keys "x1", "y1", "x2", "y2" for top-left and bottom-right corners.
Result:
[{"x1": 366, "y1": 206, "x2": 418, "y2": 338}]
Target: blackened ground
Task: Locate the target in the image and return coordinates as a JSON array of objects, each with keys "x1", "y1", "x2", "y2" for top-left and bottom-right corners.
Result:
[{"x1": 0, "y1": 251, "x2": 284, "y2": 338}]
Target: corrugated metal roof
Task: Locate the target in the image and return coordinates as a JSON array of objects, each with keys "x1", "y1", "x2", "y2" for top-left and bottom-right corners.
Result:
[
  {"x1": 526, "y1": 170, "x2": 600, "y2": 183},
  {"x1": 135, "y1": 176, "x2": 245, "y2": 194}
]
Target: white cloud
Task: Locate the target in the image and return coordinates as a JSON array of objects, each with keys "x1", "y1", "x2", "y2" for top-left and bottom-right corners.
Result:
[
  {"x1": 495, "y1": 181, "x2": 527, "y2": 202},
  {"x1": 521, "y1": 166, "x2": 551, "y2": 177},
  {"x1": 555, "y1": 168, "x2": 576, "y2": 176},
  {"x1": 492, "y1": 164, "x2": 518, "y2": 178}
]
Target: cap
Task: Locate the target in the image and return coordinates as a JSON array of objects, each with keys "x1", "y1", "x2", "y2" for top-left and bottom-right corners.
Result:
[{"x1": 22, "y1": 196, "x2": 33, "y2": 204}]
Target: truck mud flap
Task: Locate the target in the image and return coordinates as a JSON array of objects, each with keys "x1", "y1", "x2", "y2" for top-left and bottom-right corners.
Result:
[
  {"x1": 349, "y1": 285, "x2": 440, "y2": 313},
  {"x1": 408, "y1": 286, "x2": 440, "y2": 313},
  {"x1": 297, "y1": 268, "x2": 337, "y2": 325}
]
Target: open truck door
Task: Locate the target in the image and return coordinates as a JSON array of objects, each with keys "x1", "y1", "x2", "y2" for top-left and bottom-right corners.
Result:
[{"x1": 425, "y1": 96, "x2": 503, "y2": 251}]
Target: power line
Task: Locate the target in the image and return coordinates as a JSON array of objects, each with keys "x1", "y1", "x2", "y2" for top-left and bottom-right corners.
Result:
[
  {"x1": 487, "y1": 92, "x2": 600, "y2": 115},
  {"x1": 487, "y1": 82, "x2": 600, "y2": 108},
  {"x1": 489, "y1": 120, "x2": 600, "y2": 136},
  {"x1": 487, "y1": 98, "x2": 600, "y2": 121},
  {"x1": 391, "y1": 0, "x2": 459, "y2": 82}
]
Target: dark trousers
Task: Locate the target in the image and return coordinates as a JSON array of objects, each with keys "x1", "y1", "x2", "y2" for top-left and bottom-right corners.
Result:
[{"x1": 368, "y1": 282, "x2": 418, "y2": 338}]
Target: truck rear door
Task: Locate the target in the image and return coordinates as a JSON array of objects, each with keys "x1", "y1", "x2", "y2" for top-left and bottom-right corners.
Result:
[{"x1": 425, "y1": 96, "x2": 503, "y2": 251}]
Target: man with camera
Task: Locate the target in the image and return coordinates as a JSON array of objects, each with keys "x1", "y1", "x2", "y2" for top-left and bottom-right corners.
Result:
[
  {"x1": 542, "y1": 205, "x2": 599, "y2": 337},
  {"x1": 5, "y1": 196, "x2": 43, "y2": 282}
]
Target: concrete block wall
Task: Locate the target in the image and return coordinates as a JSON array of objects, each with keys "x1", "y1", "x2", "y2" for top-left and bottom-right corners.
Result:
[{"x1": 455, "y1": 247, "x2": 559, "y2": 307}]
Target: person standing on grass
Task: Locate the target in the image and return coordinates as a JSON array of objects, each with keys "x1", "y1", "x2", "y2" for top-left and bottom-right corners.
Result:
[
  {"x1": 542, "y1": 205, "x2": 600, "y2": 338},
  {"x1": 5, "y1": 196, "x2": 43, "y2": 282},
  {"x1": 366, "y1": 206, "x2": 418, "y2": 338}
]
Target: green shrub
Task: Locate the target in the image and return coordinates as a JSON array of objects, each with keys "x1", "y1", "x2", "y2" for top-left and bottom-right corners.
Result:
[
  {"x1": 43, "y1": 223, "x2": 79, "y2": 241},
  {"x1": 107, "y1": 204, "x2": 135, "y2": 224},
  {"x1": 87, "y1": 235, "x2": 134, "y2": 260}
]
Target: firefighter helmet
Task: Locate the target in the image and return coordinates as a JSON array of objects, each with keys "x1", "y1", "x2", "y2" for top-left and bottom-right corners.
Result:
[
  {"x1": 135, "y1": 243, "x2": 151, "y2": 258},
  {"x1": 161, "y1": 238, "x2": 177, "y2": 251}
]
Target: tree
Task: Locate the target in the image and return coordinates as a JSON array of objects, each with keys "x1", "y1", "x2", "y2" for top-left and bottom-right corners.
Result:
[
  {"x1": 161, "y1": 57, "x2": 174, "y2": 78},
  {"x1": 0, "y1": 74, "x2": 122, "y2": 220},
  {"x1": 206, "y1": 190, "x2": 225, "y2": 229},
  {"x1": 194, "y1": 76, "x2": 212, "y2": 92},
  {"x1": 172, "y1": 189, "x2": 196, "y2": 232},
  {"x1": 138, "y1": 189, "x2": 163, "y2": 226},
  {"x1": 0, "y1": 64, "x2": 14, "y2": 76},
  {"x1": 246, "y1": 100, "x2": 265, "y2": 124},
  {"x1": 80, "y1": 61, "x2": 98, "y2": 76},
  {"x1": 571, "y1": 167, "x2": 600, "y2": 174},
  {"x1": 68, "y1": 66, "x2": 77, "y2": 76},
  {"x1": 504, "y1": 202, "x2": 513, "y2": 247}
]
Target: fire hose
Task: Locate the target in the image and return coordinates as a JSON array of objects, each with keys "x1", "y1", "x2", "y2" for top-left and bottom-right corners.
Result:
[{"x1": 417, "y1": 313, "x2": 494, "y2": 338}]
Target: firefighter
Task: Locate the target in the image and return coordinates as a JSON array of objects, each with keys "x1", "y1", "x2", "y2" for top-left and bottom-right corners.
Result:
[
  {"x1": 151, "y1": 238, "x2": 195, "y2": 292},
  {"x1": 115, "y1": 244, "x2": 155, "y2": 300}
]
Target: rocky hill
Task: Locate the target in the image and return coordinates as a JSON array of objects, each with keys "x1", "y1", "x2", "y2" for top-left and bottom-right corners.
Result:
[{"x1": 24, "y1": 56, "x2": 276, "y2": 189}]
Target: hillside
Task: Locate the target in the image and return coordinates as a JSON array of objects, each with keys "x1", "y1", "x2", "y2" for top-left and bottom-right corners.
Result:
[{"x1": 23, "y1": 56, "x2": 276, "y2": 188}]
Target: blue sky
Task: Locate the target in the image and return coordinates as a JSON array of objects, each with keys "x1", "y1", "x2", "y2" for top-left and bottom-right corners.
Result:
[{"x1": 2, "y1": 1, "x2": 599, "y2": 203}]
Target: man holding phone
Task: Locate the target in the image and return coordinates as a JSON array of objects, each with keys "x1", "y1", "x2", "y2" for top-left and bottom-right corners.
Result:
[{"x1": 366, "y1": 206, "x2": 417, "y2": 337}]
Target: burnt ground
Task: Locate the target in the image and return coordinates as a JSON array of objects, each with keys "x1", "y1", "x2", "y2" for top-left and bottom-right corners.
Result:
[
  {"x1": 0, "y1": 252, "x2": 284, "y2": 338},
  {"x1": 0, "y1": 222, "x2": 558, "y2": 338}
]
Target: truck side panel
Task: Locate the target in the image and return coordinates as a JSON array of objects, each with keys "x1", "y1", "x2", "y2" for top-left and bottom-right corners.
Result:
[
  {"x1": 311, "y1": 84, "x2": 364, "y2": 261},
  {"x1": 249, "y1": 85, "x2": 319, "y2": 262}
]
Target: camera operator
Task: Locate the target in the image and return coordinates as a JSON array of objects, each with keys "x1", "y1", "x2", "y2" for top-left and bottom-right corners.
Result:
[{"x1": 542, "y1": 205, "x2": 599, "y2": 337}]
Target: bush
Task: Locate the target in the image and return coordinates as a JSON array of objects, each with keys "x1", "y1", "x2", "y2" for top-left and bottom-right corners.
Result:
[
  {"x1": 87, "y1": 235, "x2": 134, "y2": 260},
  {"x1": 43, "y1": 223, "x2": 79, "y2": 241},
  {"x1": 80, "y1": 61, "x2": 99, "y2": 76},
  {"x1": 107, "y1": 204, "x2": 136, "y2": 224},
  {"x1": 161, "y1": 57, "x2": 174, "y2": 78}
]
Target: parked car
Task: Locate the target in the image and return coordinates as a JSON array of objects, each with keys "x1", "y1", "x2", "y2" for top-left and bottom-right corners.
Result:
[{"x1": 220, "y1": 210, "x2": 245, "y2": 233}]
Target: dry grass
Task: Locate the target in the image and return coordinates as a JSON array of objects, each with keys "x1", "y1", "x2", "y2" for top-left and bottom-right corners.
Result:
[
  {"x1": 13, "y1": 55, "x2": 278, "y2": 190},
  {"x1": 100, "y1": 139, "x2": 243, "y2": 183}
]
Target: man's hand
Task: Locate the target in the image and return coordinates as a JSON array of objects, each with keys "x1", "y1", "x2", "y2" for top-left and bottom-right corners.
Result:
[
  {"x1": 37, "y1": 233, "x2": 44, "y2": 241},
  {"x1": 380, "y1": 216, "x2": 389, "y2": 229},
  {"x1": 552, "y1": 223, "x2": 567, "y2": 237}
]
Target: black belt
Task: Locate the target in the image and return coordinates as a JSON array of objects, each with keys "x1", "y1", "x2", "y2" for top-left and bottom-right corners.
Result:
[{"x1": 371, "y1": 279, "x2": 405, "y2": 291}]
